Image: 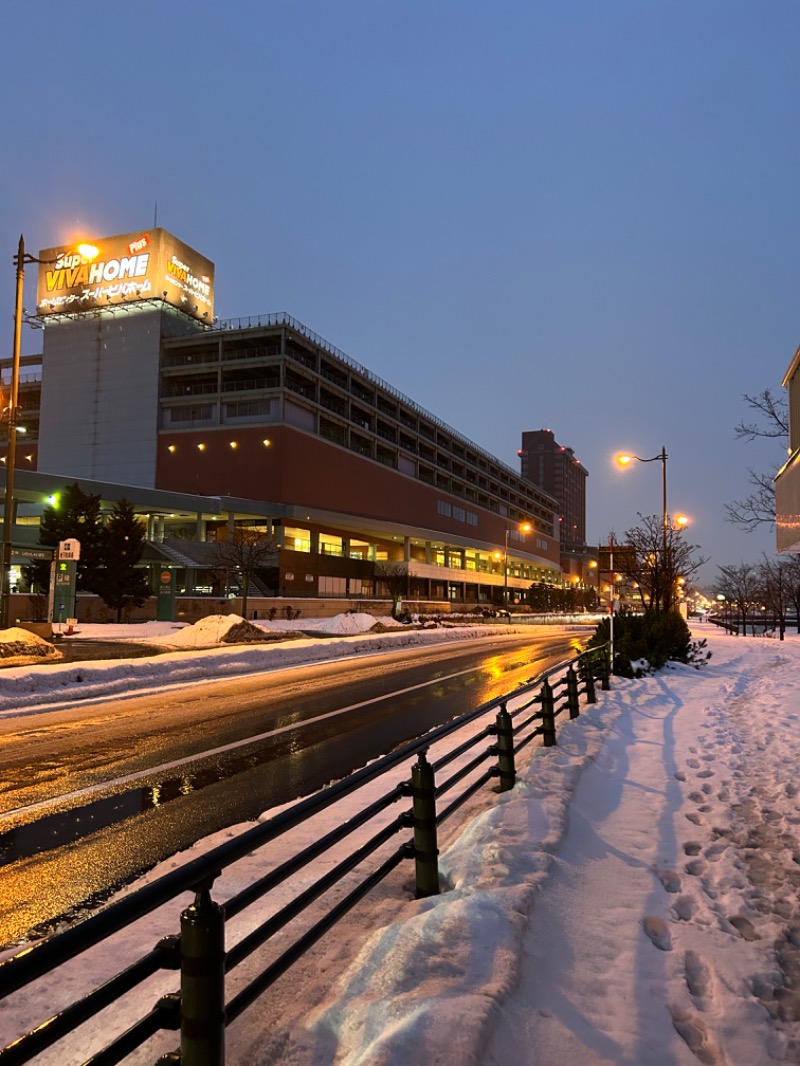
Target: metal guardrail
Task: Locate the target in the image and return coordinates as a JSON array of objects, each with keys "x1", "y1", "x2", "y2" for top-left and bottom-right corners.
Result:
[{"x1": 0, "y1": 643, "x2": 610, "y2": 1065}]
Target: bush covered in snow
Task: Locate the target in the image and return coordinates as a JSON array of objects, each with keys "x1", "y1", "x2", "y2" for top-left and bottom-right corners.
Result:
[{"x1": 588, "y1": 610, "x2": 711, "y2": 677}]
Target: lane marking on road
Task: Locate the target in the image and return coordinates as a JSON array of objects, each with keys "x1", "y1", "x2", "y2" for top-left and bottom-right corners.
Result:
[{"x1": 1, "y1": 661, "x2": 496, "y2": 824}]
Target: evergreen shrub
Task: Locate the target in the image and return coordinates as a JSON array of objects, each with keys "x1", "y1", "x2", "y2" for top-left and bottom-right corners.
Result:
[{"x1": 587, "y1": 609, "x2": 711, "y2": 677}]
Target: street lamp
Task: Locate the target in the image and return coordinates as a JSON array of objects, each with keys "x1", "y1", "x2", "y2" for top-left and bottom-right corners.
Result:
[
  {"x1": 616, "y1": 447, "x2": 691, "y2": 612},
  {"x1": 616, "y1": 445, "x2": 668, "y2": 564},
  {"x1": 2, "y1": 235, "x2": 98, "y2": 629}
]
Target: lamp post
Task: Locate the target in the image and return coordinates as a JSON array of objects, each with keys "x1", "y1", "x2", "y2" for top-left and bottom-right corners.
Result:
[
  {"x1": 617, "y1": 445, "x2": 670, "y2": 609},
  {"x1": 617, "y1": 445, "x2": 668, "y2": 562},
  {"x1": 2, "y1": 235, "x2": 98, "y2": 629},
  {"x1": 1, "y1": 236, "x2": 29, "y2": 629},
  {"x1": 616, "y1": 447, "x2": 690, "y2": 612}
]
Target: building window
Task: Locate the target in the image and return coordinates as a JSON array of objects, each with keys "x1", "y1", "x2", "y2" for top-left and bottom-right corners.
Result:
[
  {"x1": 224, "y1": 398, "x2": 277, "y2": 422},
  {"x1": 437, "y1": 500, "x2": 452, "y2": 517},
  {"x1": 165, "y1": 404, "x2": 214, "y2": 424},
  {"x1": 348, "y1": 539, "x2": 372, "y2": 560},
  {"x1": 285, "y1": 527, "x2": 311, "y2": 552},
  {"x1": 320, "y1": 534, "x2": 344, "y2": 556},
  {"x1": 319, "y1": 575, "x2": 347, "y2": 595}
]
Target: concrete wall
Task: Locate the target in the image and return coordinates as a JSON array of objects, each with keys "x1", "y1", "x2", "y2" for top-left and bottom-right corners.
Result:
[{"x1": 38, "y1": 308, "x2": 201, "y2": 487}]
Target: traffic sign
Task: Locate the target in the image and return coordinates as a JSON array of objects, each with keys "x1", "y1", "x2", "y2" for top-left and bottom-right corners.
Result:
[{"x1": 59, "y1": 539, "x2": 81, "y2": 561}]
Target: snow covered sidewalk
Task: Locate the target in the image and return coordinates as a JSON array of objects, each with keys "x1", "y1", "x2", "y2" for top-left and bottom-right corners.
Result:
[{"x1": 481, "y1": 631, "x2": 800, "y2": 1066}]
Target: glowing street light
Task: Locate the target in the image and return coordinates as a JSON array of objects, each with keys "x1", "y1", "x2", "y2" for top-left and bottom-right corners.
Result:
[
  {"x1": 615, "y1": 447, "x2": 692, "y2": 612},
  {"x1": 2, "y1": 236, "x2": 98, "y2": 629},
  {"x1": 616, "y1": 445, "x2": 669, "y2": 571}
]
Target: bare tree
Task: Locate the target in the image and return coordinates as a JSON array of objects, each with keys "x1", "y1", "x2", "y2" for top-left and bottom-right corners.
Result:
[
  {"x1": 714, "y1": 563, "x2": 761, "y2": 635},
  {"x1": 757, "y1": 555, "x2": 791, "y2": 640},
  {"x1": 726, "y1": 389, "x2": 788, "y2": 532},
  {"x1": 374, "y1": 562, "x2": 408, "y2": 619},
  {"x1": 211, "y1": 528, "x2": 277, "y2": 619},
  {"x1": 615, "y1": 515, "x2": 707, "y2": 613}
]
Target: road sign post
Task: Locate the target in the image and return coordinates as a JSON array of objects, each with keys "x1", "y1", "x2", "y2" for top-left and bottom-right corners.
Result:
[{"x1": 52, "y1": 540, "x2": 81, "y2": 625}]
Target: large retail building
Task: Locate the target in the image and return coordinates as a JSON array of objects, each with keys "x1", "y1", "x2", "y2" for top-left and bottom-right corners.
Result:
[{"x1": 3, "y1": 228, "x2": 574, "y2": 618}]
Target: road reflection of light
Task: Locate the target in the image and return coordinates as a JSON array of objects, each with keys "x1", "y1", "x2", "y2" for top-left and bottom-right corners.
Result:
[
  {"x1": 484, "y1": 655, "x2": 508, "y2": 682},
  {"x1": 150, "y1": 784, "x2": 162, "y2": 807},
  {"x1": 180, "y1": 777, "x2": 193, "y2": 796},
  {"x1": 0, "y1": 830, "x2": 142, "y2": 948},
  {"x1": 274, "y1": 713, "x2": 306, "y2": 757}
]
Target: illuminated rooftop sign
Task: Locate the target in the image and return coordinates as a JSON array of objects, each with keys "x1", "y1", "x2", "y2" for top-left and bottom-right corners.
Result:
[{"x1": 36, "y1": 228, "x2": 215, "y2": 322}]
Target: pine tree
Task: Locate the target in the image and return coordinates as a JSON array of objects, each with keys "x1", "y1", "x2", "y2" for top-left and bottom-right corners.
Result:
[
  {"x1": 22, "y1": 482, "x2": 105, "y2": 594},
  {"x1": 96, "y1": 499, "x2": 151, "y2": 622}
]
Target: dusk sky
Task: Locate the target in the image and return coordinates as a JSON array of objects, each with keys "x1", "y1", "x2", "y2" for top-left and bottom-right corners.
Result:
[{"x1": 1, "y1": 2, "x2": 798, "y2": 585}]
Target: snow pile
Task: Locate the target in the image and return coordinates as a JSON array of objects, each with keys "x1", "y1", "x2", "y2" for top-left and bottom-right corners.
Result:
[
  {"x1": 0, "y1": 627, "x2": 63, "y2": 665},
  {"x1": 0, "y1": 621, "x2": 538, "y2": 715},
  {"x1": 299, "y1": 612, "x2": 397, "y2": 635},
  {"x1": 152, "y1": 612, "x2": 396, "y2": 647},
  {"x1": 256, "y1": 612, "x2": 404, "y2": 635},
  {"x1": 154, "y1": 614, "x2": 281, "y2": 648}
]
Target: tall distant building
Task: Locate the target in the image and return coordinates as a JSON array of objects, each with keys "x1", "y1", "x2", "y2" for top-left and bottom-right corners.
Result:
[{"x1": 518, "y1": 429, "x2": 588, "y2": 552}]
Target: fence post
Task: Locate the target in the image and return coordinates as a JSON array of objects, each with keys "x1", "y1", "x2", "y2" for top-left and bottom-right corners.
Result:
[
  {"x1": 540, "y1": 680, "x2": 557, "y2": 746},
  {"x1": 581, "y1": 657, "x2": 597, "y2": 704},
  {"x1": 179, "y1": 877, "x2": 226, "y2": 1066},
  {"x1": 600, "y1": 648, "x2": 611, "y2": 690},
  {"x1": 411, "y1": 750, "x2": 440, "y2": 898},
  {"x1": 494, "y1": 701, "x2": 515, "y2": 791},
  {"x1": 566, "y1": 667, "x2": 580, "y2": 719}
]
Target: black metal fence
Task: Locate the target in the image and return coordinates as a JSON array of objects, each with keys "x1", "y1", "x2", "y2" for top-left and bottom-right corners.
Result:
[{"x1": 0, "y1": 644, "x2": 610, "y2": 1066}]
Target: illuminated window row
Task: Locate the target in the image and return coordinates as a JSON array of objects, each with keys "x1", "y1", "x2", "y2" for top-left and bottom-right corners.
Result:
[{"x1": 166, "y1": 439, "x2": 272, "y2": 454}]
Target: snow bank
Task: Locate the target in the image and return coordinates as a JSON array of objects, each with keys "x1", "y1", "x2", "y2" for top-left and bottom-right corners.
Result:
[{"x1": 0, "y1": 627, "x2": 63, "y2": 665}]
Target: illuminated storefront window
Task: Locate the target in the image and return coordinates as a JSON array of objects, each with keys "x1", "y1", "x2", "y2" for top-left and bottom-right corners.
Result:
[{"x1": 284, "y1": 526, "x2": 310, "y2": 552}]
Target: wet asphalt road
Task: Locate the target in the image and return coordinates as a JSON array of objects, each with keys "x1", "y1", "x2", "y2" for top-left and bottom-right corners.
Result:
[{"x1": 0, "y1": 631, "x2": 579, "y2": 945}]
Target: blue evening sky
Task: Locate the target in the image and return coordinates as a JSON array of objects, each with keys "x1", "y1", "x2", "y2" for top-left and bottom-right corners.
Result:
[{"x1": 1, "y1": 1, "x2": 797, "y2": 585}]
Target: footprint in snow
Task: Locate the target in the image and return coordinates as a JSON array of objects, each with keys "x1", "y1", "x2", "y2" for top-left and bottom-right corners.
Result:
[
  {"x1": 728, "y1": 915, "x2": 760, "y2": 941},
  {"x1": 670, "y1": 1005, "x2": 721, "y2": 1064},
  {"x1": 684, "y1": 949, "x2": 713, "y2": 1002},
  {"x1": 685, "y1": 859, "x2": 707, "y2": 877},
  {"x1": 655, "y1": 868, "x2": 681, "y2": 893},
  {"x1": 672, "y1": 895, "x2": 695, "y2": 921},
  {"x1": 642, "y1": 916, "x2": 672, "y2": 951}
]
